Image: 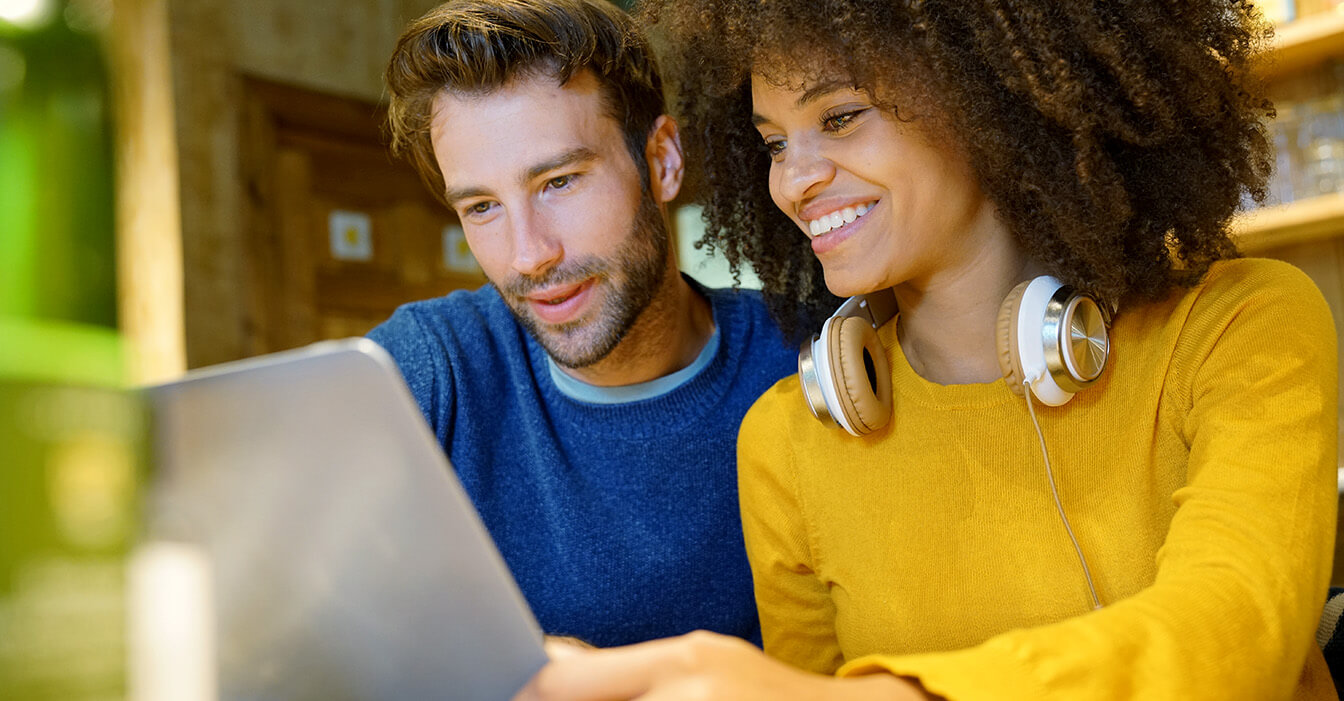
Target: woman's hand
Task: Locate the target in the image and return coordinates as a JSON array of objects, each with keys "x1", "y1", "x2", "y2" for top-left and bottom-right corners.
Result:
[{"x1": 514, "y1": 630, "x2": 931, "y2": 701}]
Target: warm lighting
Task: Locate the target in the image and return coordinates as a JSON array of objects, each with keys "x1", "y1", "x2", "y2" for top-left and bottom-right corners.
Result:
[{"x1": 0, "y1": 0, "x2": 53, "y2": 28}]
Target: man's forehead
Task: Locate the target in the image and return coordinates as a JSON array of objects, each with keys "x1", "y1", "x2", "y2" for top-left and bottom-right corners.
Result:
[{"x1": 429, "y1": 70, "x2": 632, "y2": 197}]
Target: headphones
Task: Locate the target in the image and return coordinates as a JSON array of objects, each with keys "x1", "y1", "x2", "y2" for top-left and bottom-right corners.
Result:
[{"x1": 799, "y1": 276, "x2": 1111, "y2": 436}]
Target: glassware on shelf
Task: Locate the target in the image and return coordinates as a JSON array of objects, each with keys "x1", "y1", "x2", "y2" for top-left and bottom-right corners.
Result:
[
  {"x1": 1268, "y1": 102, "x2": 1303, "y2": 206},
  {"x1": 1298, "y1": 94, "x2": 1344, "y2": 198}
]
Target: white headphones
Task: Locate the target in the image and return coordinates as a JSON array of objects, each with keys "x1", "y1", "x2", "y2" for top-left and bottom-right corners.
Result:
[{"x1": 799, "y1": 276, "x2": 1111, "y2": 436}]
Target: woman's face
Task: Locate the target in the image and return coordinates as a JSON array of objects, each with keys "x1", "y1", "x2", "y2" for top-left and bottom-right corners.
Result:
[{"x1": 750, "y1": 74, "x2": 1002, "y2": 298}]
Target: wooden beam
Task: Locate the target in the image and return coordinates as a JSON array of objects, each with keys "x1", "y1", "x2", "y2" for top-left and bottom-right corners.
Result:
[
  {"x1": 1233, "y1": 192, "x2": 1344, "y2": 253},
  {"x1": 1260, "y1": 12, "x2": 1344, "y2": 81},
  {"x1": 110, "y1": 0, "x2": 187, "y2": 384}
]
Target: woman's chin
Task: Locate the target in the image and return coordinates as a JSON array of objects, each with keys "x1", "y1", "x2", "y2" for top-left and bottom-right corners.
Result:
[{"x1": 822, "y1": 271, "x2": 879, "y2": 300}]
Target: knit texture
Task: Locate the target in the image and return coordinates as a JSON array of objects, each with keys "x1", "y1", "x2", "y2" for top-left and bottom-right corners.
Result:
[
  {"x1": 368, "y1": 279, "x2": 796, "y2": 647},
  {"x1": 738, "y1": 258, "x2": 1338, "y2": 699}
]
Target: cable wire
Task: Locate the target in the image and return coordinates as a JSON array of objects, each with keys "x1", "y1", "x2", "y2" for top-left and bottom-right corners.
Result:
[{"x1": 1024, "y1": 379, "x2": 1103, "y2": 610}]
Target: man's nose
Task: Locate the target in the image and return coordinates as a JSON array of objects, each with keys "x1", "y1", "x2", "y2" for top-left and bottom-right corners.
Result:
[{"x1": 508, "y1": 211, "x2": 563, "y2": 277}]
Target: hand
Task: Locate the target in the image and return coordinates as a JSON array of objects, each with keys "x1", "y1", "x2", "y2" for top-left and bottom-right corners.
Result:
[{"x1": 512, "y1": 630, "x2": 930, "y2": 701}]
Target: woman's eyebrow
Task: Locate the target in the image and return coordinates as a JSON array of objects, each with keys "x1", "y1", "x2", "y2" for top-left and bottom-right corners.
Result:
[
  {"x1": 796, "y1": 79, "x2": 852, "y2": 107},
  {"x1": 751, "y1": 79, "x2": 855, "y2": 126}
]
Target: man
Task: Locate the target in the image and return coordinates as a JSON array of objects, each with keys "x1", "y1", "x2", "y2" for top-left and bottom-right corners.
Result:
[{"x1": 369, "y1": 0, "x2": 796, "y2": 648}]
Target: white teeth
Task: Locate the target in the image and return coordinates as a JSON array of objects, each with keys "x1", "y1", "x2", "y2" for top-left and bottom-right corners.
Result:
[{"x1": 805, "y1": 202, "x2": 876, "y2": 238}]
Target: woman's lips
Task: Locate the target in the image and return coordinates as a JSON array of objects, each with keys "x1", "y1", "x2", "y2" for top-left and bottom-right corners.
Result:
[{"x1": 807, "y1": 201, "x2": 877, "y2": 256}]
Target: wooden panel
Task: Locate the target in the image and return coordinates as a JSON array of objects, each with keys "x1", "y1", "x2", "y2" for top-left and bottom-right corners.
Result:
[
  {"x1": 239, "y1": 76, "x2": 486, "y2": 355},
  {"x1": 1260, "y1": 12, "x2": 1344, "y2": 81},
  {"x1": 169, "y1": 0, "x2": 447, "y2": 368}
]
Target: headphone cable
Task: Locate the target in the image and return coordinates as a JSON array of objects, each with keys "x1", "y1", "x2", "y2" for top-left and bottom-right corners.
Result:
[{"x1": 1023, "y1": 379, "x2": 1103, "y2": 611}]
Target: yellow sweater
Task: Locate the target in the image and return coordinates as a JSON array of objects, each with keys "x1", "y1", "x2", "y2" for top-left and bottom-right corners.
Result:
[{"x1": 737, "y1": 259, "x2": 1339, "y2": 700}]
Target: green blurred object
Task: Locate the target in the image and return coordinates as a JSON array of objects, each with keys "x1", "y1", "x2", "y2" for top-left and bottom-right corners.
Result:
[
  {"x1": 0, "y1": 0, "x2": 117, "y2": 332},
  {"x1": 1, "y1": 1, "x2": 145, "y2": 699},
  {"x1": 0, "y1": 380, "x2": 147, "y2": 700}
]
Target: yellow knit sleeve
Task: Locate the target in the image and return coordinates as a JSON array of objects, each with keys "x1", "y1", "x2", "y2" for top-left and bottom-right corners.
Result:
[
  {"x1": 837, "y1": 260, "x2": 1339, "y2": 700},
  {"x1": 737, "y1": 378, "x2": 846, "y2": 674}
]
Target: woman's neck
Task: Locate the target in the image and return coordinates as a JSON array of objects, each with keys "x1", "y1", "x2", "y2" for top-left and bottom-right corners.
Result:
[{"x1": 894, "y1": 232, "x2": 1040, "y2": 387}]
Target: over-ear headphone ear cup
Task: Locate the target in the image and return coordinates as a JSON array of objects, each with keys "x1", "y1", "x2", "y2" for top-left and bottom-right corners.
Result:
[
  {"x1": 996, "y1": 280, "x2": 1033, "y2": 397},
  {"x1": 825, "y1": 315, "x2": 892, "y2": 435}
]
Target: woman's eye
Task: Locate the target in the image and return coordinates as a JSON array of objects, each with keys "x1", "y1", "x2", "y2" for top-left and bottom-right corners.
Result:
[
  {"x1": 822, "y1": 108, "x2": 867, "y2": 131},
  {"x1": 764, "y1": 139, "x2": 786, "y2": 158}
]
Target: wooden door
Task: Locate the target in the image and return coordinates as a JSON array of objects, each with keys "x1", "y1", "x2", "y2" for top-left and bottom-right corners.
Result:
[{"x1": 240, "y1": 76, "x2": 486, "y2": 356}]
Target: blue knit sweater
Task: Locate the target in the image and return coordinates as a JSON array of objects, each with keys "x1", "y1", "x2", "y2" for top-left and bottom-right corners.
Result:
[{"x1": 367, "y1": 281, "x2": 796, "y2": 647}]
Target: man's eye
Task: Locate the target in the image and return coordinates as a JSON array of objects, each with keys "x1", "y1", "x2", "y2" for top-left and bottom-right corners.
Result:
[
  {"x1": 467, "y1": 201, "x2": 493, "y2": 215},
  {"x1": 547, "y1": 174, "x2": 574, "y2": 190}
]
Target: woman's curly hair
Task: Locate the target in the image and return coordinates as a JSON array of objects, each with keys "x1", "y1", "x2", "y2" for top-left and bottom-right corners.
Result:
[{"x1": 637, "y1": 0, "x2": 1276, "y2": 336}]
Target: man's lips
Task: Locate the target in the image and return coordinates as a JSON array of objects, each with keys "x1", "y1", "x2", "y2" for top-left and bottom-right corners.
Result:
[{"x1": 524, "y1": 279, "x2": 596, "y2": 324}]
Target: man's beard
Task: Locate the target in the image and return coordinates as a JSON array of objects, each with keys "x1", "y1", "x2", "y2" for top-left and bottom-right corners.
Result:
[{"x1": 499, "y1": 193, "x2": 670, "y2": 369}]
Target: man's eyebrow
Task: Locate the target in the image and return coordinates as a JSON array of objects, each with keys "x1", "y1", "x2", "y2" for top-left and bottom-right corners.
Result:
[
  {"x1": 751, "y1": 79, "x2": 855, "y2": 127},
  {"x1": 442, "y1": 147, "x2": 600, "y2": 207},
  {"x1": 524, "y1": 146, "x2": 599, "y2": 183},
  {"x1": 443, "y1": 184, "x2": 490, "y2": 208}
]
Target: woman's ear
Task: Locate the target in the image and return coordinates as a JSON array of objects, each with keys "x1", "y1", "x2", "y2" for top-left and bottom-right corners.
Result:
[{"x1": 644, "y1": 115, "x2": 685, "y2": 205}]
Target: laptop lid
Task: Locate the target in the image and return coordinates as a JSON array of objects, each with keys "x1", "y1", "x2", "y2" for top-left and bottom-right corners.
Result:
[{"x1": 143, "y1": 338, "x2": 547, "y2": 701}]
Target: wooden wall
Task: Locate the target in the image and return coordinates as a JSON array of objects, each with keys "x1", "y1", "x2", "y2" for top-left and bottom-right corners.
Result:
[{"x1": 166, "y1": 0, "x2": 443, "y2": 370}]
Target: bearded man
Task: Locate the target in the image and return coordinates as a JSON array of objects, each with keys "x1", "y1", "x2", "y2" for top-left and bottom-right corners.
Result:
[{"x1": 368, "y1": 0, "x2": 796, "y2": 648}]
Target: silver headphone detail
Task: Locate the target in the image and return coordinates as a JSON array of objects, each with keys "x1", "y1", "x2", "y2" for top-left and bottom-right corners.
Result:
[{"x1": 800, "y1": 277, "x2": 1111, "y2": 433}]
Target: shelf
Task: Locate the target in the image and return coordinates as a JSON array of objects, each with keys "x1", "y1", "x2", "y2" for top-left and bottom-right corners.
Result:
[
  {"x1": 1261, "y1": 11, "x2": 1344, "y2": 80},
  {"x1": 1232, "y1": 192, "x2": 1344, "y2": 252}
]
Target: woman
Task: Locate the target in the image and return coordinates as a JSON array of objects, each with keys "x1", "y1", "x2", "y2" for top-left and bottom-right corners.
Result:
[{"x1": 514, "y1": 1, "x2": 1338, "y2": 699}]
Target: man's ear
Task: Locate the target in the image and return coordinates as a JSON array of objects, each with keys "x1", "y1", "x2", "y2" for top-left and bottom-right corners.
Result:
[{"x1": 644, "y1": 115, "x2": 684, "y2": 205}]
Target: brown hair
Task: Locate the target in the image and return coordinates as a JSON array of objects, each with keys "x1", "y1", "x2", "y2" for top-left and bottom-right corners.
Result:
[
  {"x1": 639, "y1": 0, "x2": 1275, "y2": 336},
  {"x1": 386, "y1": 0, "x2": 666, "y2": 204}
]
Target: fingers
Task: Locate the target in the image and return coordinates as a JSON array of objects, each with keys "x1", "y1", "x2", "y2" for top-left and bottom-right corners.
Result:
[
  {"x1": 516, "y1": 640, "x2": 676, "y2": 701},
  {"x1": 544, "y1": 638, "x2": 590, "y2": 661},
  {"x1": 513, "y1": 631, "x2": 764, "y2": 701}
]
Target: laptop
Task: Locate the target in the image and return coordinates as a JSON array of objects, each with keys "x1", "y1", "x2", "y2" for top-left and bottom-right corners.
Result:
[{"x1": 142, "y1": 338, "x2": 547, "y2": 701}]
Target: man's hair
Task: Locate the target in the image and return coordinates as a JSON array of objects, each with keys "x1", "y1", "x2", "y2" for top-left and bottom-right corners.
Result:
[{"x1": 386, "y1": 0, "x2": 666, "y2": 205}]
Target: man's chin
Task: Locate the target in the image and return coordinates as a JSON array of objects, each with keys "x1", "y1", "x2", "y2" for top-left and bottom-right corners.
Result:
[
  {"x1": 513, "y1": 308, "x2": 617, "y2": 370},
  {"x1": 535, "y1": 329, "x2": 620, "y2": 370}
]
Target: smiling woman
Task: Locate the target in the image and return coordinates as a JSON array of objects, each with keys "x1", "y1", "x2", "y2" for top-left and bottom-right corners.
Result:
[
  {"x1": 504, "y1": 1, "x2": 1340, "y2": 700},
  {"x1": 748, "y1": 80, "x2": 1001, "y2": 300},
  {"x1": 644, "y1": 0, "x2": 1271, "y2": 339}
]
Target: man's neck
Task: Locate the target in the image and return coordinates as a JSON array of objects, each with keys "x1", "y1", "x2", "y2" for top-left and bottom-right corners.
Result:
[{"x1": 554, "y1": 266, "x2": 715, "y2": 388}]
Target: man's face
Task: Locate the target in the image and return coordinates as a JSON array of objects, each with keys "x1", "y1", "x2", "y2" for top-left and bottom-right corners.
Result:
[{"x1": 430, "y1": 70, "x2": 670, "y2": 369}]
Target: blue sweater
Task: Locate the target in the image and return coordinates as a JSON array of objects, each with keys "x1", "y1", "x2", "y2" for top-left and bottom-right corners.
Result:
[{"x1": 367, "y1": 281, "x2": 796, "y2": 647}]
